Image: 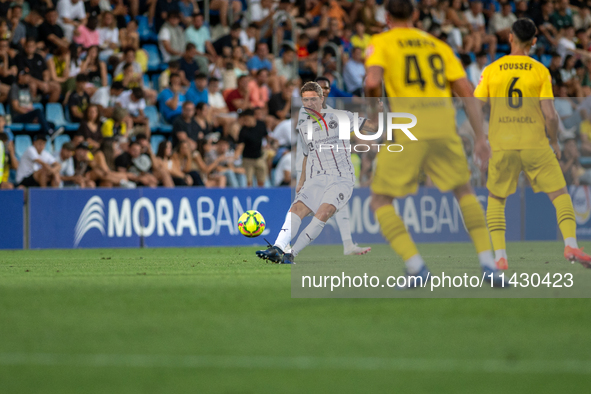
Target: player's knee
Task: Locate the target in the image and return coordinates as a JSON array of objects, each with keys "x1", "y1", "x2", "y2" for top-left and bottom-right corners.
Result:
[
  {"x1": 548, "y1": 187, "x2": 568, "y2": 201},
  {"x1": 488, "y1": 192, "x2": 505, "y2": 203},
  {"x1": 453, "y1": 183, "x2": 473, "y2": 200},
  {"x1": 370, "y1": 194, "x2": 392, "y2": 213}
]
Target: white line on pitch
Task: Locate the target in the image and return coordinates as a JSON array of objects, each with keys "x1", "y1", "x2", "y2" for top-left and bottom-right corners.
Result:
[{"x1": 0, "y1": 353, "x2": 590, "y2": 374}]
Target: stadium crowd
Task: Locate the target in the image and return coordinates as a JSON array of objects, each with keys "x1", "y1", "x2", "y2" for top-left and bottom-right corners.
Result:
[{"x1": 3, "y1": 0, "x2": 591, "y2": 189}]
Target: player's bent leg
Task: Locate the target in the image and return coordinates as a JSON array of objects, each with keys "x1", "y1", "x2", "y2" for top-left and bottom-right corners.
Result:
[
  {"x1": 289, "y1": 203, "x2": 336, "y2": 261},
  {"x1": 487, "y1": 193, "x2": 508, "y2": 270},
  {"x1": 548, "y1": 187, "x2": 591, "y2": 267}
]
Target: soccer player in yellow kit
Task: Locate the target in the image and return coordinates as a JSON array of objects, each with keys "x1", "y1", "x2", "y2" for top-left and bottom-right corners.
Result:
[
  {"x1": 474, "y1": 18, "x2": 591, "y2": 269},
  {"x1": 364, "y1": 0, "x2": 506, "y2": 287}
]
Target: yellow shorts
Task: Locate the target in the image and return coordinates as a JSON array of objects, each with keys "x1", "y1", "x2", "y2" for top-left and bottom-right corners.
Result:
[
  {"x1": 487, "y1": 147, "x2": 566, "y2": 198},
  {"x1": 371, "y1": 136, "x2": 471, "y2": 197}
]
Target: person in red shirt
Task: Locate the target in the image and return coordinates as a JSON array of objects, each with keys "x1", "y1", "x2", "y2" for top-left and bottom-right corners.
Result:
[{"x1": 225, "y1": 75, "x2": 251, "y2": 112}]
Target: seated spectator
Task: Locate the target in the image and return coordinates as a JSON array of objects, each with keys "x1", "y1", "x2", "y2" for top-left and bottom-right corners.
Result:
[
  {"x1": 176, "y1": 139, "x2": 206, "y2": 186},
  {"x1": 561, "y1": 54, "x2": 583, "y2": 97},
  {"x1": 560, "y1": 138, "x2": 583, "y2": 185},
  {"x1": 550, "y1": 0, "x2": 573, "y2": 31},
  {"x1": 533, "y1": 0, "x2": 558, "y2": 49},
  {"x1": 80, "y1": 45, "x2": 108, "y2": 90},
  {"x1": 206, "y1": 136, "x2": 246, "y2": 187},
  {"x1": 85, "y1": 0, "x2": 101, "y2": 19},
  {"x1": 172, "y1": 101, "x2": 201, "y2": 147},
  {"x1": 447, "y1": 0, "x2": 476, "y2": 53},
  {"x1": 575, "y1": 6, "x2": 591, "y2": 31},
  {"x1": 207, "y1": 77, "x2": 228, "y2": 113},
  {"x1": 0, "y1": 38, "x2": 17, "y2": 103},
  {"x1": 272, "y1": 46, "x2": 297, "y2": 93},
  {"x1": 467, "y1": 51, "x2": 488, "y2": 88},
  {"x1": 212, "y1": 22, "x2": 241, "y2": 56},
  {"x1": 55, "y1": 142, "x2": 95, "y2": 188},
  {"x1": 155, "y1": 140, "x2": 195, "y2": 186},
  {"x1": 351, "y1": 20, "x2": 371, "y2": 51},
  {"x1": 68, "y1": 74, "x2": 91, "y2": 123},
  {"x1": 91, "y1": 81, "x2": 125, "y2": 117},
  {"x1": 198, "y1": 137, "x2": 227, "y2": 188},
  {"x1": 158, "y1": 12, "x2": 185, "y2": 63},
  {"x1": 16, "y1": 134, "x2": 61, "y2": 188},
  {"x1": 233, "y1": 109, "x2": 270, "y2": 187},
  {"x1": 114, "y1": 47, "x2": 143, "y2": 78},
  {"x1": 268, "y1": 80, "x2": 293, "y2": 121},
  {"x1": 119, "y1": 18, "x2": 141, "y2": 52},
  {"x1": 273, "y1": 147, "x2": 291, "y2": 186},
  {"x1": 464, "y1": 0, "x2": 497, "y2": 59},
  {"x1": 9, "y1": 71, "x2": 55, "y2": 135},
  {"x1": 343, "y1": 47, "x2": 365, "y2": 96},
  {"x1": 270, "y1": 118, "x2": 293, "y2": 148},
  {"x1": 248, "y1": 69, "x2": 270, "y2": 109},
  {"x1": 78, "y1": 104, "x2": 103, "y2": 148},
  {"x1": 246, "y1": 42, "x2": 272, "y2": 74},
  {"x1": 240, "y1": 23, "x2": 258, "y2": 57},
  {"x1": 38, "y1": 8, "x2": 69, "y2": 54},
  {"x1": 89, "y1": 139, "x2": 136, "y2": 188},
  {"x1": 115, "y1": 139, "x2": 158, "y2": 187},
  {"x1": 73, "y1": 16, "x2": 100, "y2": 49},
  {"x1": 158, "y1": 73, "x2": 186, "y2": 124},
  {"x1": 490, "y1": 2, "x2": 517, "y2": 45},
  {"x1": 186, "y1": 72, "x2": 209, "y2": 105},
  {"x1": 57, "y1": 0, "x2": 87, "y2": 42},
  {"x1": 8, "y1": 4, "x2": 25, "y2": 49},
  {"x1": 184, "y1": 12, "x2": 215, "y2": 69},
  {"x1": 117, "y1": 87, "x2": 149, "y2": 136},
  {"x1": 97, "y1": 11, "x2": 119, "y2": 61},
  {"x1": 225, "y1": 75, "x2": 251, "y2": 112},
  {"x1": 0, "y1": 120, "x2": 18, "y2": 189},
  {"x1": 230, "y1": 45, "x2": 249, "y2": 77},
  {"x1": 557, "y1": 26, "x2": 576, "y2": 62},
  {"x1": 159, "y1": 60, "x2": 189, "y2": 91},
  {"x1": 136, "y1": 133, "x2": 174, "y2": 187},
  {"x1": 359, "y1": 0, "x2": 383, "y2": 33},
  {"x1": 548, "y1": 52, "x2": 563, "y2": 85},
  {"x1": 179, "y1": 43, "x2": 200, "y2": 83},
  {"x1": 101, "y1": 106, "x2": 128, "y2": 140},
  {"x1": 114, "y1": 63, "x2": 143, "y2": 89},
  {"x1": 194, "y1": 102, "x2": 217, "y2": 140},
  {"x1": 15, "y1": 39, "x2": 61, "y2": 102}
]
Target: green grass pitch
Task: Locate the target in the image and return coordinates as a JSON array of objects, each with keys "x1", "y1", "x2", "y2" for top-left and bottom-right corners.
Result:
[{"x1": 1, "y1": 241, "x2": 590, "y2": 393}]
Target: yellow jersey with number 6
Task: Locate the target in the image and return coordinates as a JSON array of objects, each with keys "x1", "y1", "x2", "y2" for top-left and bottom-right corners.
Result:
[
  {"x1": 474, "y1": 55, "x2": 553, "y2": 151},
  {"x1": 365, "y1": 27, "x2": 466, "y2": 140}
]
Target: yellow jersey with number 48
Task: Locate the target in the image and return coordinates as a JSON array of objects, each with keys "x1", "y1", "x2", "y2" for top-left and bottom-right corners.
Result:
[
  {"x1": 474, "y1": 55, "x2": 553, "y2": 151},
  {"x1": 365, "y1": 27, "x2": 466, "y2": 140}
]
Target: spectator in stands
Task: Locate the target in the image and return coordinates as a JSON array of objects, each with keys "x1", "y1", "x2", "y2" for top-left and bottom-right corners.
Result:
[
  {"x1": 207, "y1": 77, "x2": 228, "y2": 113},
  {"x1": 343, "y1": 47, "x2": 365, "y2": 96},
  {"x1": 115, "y1": 139, "x2": 158, "y2": 187},
  {"x1": 47, "y1": 46, "x2": 74, "y2": 95},
  {"x1": 549, "y1": 52, "x2": 563, "y2": 85},
  {"x1": 73, "y1": 15, "x2": 100, "y2": 49},
  {"x1": 68, "y1": 74, "x2": 91, "y2": 123},
  {"x1": 15, "y1": 39, "x2": 61, "y2": 103},
  {"x1": 268, "y1": 79, "x2": 293, "y2": 121},
  {"x1": 234, "y1": 108, "x2": 270, "y2": 187},
  {"x1": 80, "y1": 45, "x2": 108, "y2": 89},
  {"x1": 533, "y1": 0, "x2": 558, "y2": 49},
  {"x1": 184, "y1": 12, "x2": 215, "y2": 68},
  {"x1": 16, "y1": 133, "x2": 61, "y2": 188},
  {"x1": 85, "y1": 0, "x2": 101, "y2": 19},
  {"x1": 561, "y1": 54, "x2": 584, "y2": 97},
  {"x1": 560, "y1": 138, "x2": 585, "y2": 185},
  {"x1": 247, "y1": 42, "x2": 272, "y2": 74},
  {"x1": 114, "y1": 62, "x2": 143, "y2": 89},
  {"x1": 38, "y1": 8, "x2": 69, "y2": 54},
  {"x1": 8, "y1": 4, "x2": 24, "y2": 49},
  {"x1": 172, "y1": 101, "x2": 200, "y2": 147},
  {"x1": 194, "y1": 102, "x2": 216, "y2": 138},
  {"x1": 78, "y1": 104, "x2": 103, "y2": 148},
  {"x1": 91, "y1": 81, "x2": 125, "y2": 117},
  {"x1": 97, "y1": 11, "x2": 119, "y2": 61},
  {"x1": 57, "y1": 0, "x2": 87, "y2": 41},
  {"x1": 240, "y1": 23, "x2": 258, "y2": 57},
  {"x1": 465, "y1": 0, "x2": 497, "y2": 59},
  {"x1": 117, "y1": 87, "x2": 149, "y2": 136},
  {"x1": 351, "y1": 20, "x2": 371, "y2": 52},
  {"x1": 467, "y1": 51, "x2": 488, "y2": 88},
  {"x1": 136, "y1": 132, "x2": 174, "y2": 187},
  {"x1": 88, "y1": 139, "x2": 136, "y2": 188},
  {"x1": 270, "y1": 118, "x2": 293, "y2": 149},
  {"x1": 158, "y1": 12, "x2": 186, "y2": 63},
  {"x1": 155, "y1": 140, "x2": 194, "y2": 186},
  {"x1": 101, "y1": 106, "x2": 128, "y2": 140},
  {"x1": 0, "y1": 120, "x2": 18, "y2": 189},
  {"x1": 186, "y1": 72, "x2": 208, "y2": 105},
  {"x1": 490, "y1": 2, "x2": 517, "y2": 46},
  {"x1": 199, "y1": 136, "x2": 227, "y2": 188},
  {"x1": 575, "y1": 6, "x2": 591, "y2": 30},
  {"x1": 158, "y1": 73, "x2": 186, "y2": 124},
  {"x1": 114, "y1": 47, "x2": 142, "y2": 78},
  {"x1": 0, "y1": 39, "x2": 15, "y2": 103},
  {"x1": 213, "y1": 22, "x2": 241, "y2": 56},
  {"x1": 250, "y1": 0, "x2": 276, "y2": 39},
  {"x1": 159, "y1": 60, "x2": 189, "y2": 91},
  {"x1": 272, "y1": 46, "x2": 297, "y2": 93},
  {"x1": 176, "y1": 139, "x2": 206, "y2": 186},
  {"x1": 225, "y1": 74, "x2": 251, "y2": 112},
  {"x1": 273, "y1": 147, "x2": 291, "y2": 186},
  {"x1": 206, "y1": 136, "x2": 246, "y2": 188},
  {"x1": 179, "y1": 43, "x2": 200, "y2": 83},
  {"x1": 551, "y1": 0, "x2": 573, "y2": 30},
  {"x1": 249, "y1": 69, "x2": 270, "y2": 110},
  {"x1": 55, "y1": 142, "x2": 94, "y2": 188},
  {"x1": 10, "y1": 71, "x2": 55, "y2": 135},
  {"x1": 557, "y1": 25, "x2": 576, "y2": 62}
]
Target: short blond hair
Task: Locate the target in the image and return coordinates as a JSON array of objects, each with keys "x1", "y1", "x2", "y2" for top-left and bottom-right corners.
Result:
[{"x1": 300, "y1": 81, "x2": 323, "y2": 98}]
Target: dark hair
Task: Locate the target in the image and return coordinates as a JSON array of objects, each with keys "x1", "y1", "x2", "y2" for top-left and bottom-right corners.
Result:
[
  {"x1": 111, "y1": 81, "x2": 125, "y2": 90},
  {"x1": 318, "y1": 30, "x2": 329, "y2": 38},
  {"x1": 238, "y1": 108, "x2": 255, "y2": 117},
  {"x1": 156, "y1": 140, "x2": 170, "y2": 159},
  {"x1": 195, "y1": 72, "x2": 207, "y2": 79},
  {"x1": 208, "y1": 76, "x2": 220, "y2": 83},
  {"x1": 135, "y1": 133, "x2": 148, "y2": 142},
  {"x1": 563, "y1": 54, "x2": 575, "y2": 68},
  {"x1": 123, "y1": 62, "x2": 133, "y2": 71},
  {"x1": 231, "y1": 22, "x2": 242, "y2": 31},
  {"x1": 459, "y1": 53, "x2": 472, "y2": 67},
  {"x1": 84, "y1": 104, "x2": 99, "y2": 122},
  {"x1": 195, "y1": 102, "x2": 207, "y2": 112},
  {"x1": 169, "y1": 60, "x2": 180, "y2": 69},
  {"x1": 170, "y1": 73, "x2": 180, "y2": 80},
  {"x1": 282, "y1": 45, "x2": 295, "y2": 54},
  {"x1": 45, "y1": 7, "x2": 57, "y2": 14},
  {"x1": 168, "y1": 11, "x2": 181, "y2": 19},
  {"x1": 387, "y1": 0, "x2": 415, "y2": 20},
  {"x1": 315, "y1": 76, "x2": 331, "y2": 85},
  {"x1": 248, "y1": 23, "x2": 258, "y2": 29},
  {"x1": 132, "y1": 87, "x2": 144, "y2": 99},
  {"x1": 256, "y1": 68, "x2": 268, "y2": 76},
  {"x1": 124, "y1": 46, "x2": 136, "y2": 55},
  {"x1": 76, "y1": 74, "x2": 87, "y2": 83},
  {"x1": 185, "y1": 42, "x2": 196, "y2": 51},
  {"x1": 511, "y1": 18, "x2": 537, "y2": 43}
]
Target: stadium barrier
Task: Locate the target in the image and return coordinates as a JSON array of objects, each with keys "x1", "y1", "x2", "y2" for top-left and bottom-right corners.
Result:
[{"x1": 2, "y1": 186, "x2": 591, "y2": 250}]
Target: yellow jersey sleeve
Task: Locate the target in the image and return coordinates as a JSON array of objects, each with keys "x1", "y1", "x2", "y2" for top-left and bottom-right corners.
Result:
[
  {"x1": 539, "y1": 68, "x2": 554, "y2": 99},
  {"x1": 473, "y1": 66, "x2": 489, "y2": 101},
  {"x1": 365, "y1": 35, "x2": 387, "y2": 69}
]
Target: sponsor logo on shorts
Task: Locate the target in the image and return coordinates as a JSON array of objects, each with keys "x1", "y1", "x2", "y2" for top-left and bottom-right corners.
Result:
[{"x1": 339, "y1": 193, "x2": 344, "y2": 200}]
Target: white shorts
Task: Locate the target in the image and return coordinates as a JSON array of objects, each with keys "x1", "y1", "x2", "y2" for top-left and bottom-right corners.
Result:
[{"x1": 294, "y1": 175, "x2": 354, "y2": 213}]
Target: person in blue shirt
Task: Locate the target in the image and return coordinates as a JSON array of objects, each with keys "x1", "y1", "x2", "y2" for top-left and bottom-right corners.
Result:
[
  {"x1": 157, "y1": 73, "x2": 186, "y2": 124},
  {"x1": 186, "y1": 72, "x2": 209, "y2": 105},
  {"x1": 342, "y1": 47, "x2": 366, "y2": 96},
  {"x1": 246, "y1": 42, "x2": 272, "y2": 73}
]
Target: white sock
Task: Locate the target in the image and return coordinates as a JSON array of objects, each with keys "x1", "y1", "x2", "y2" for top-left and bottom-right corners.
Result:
[
  {"x1": 405, "y1": 254, "x2": 425, "y2": 275},
  {"x1": 494, "y1": 249, "x2": 507, "y2": 261},
  {"x1": 274, "y1": 212, "x2": 301, "y2": 252},
  {"x1": 334, "y1": 206, "x2": 353, "y2": 249},
  {"x1": 565, "y1": 237, "x2": 578, "y2": 249},
  {"x1": 479, "y1": 250, "x2": 496, "y2": 270},
  {"x1": 292, "y1": 217, "x2": 326, "y2": 257}
]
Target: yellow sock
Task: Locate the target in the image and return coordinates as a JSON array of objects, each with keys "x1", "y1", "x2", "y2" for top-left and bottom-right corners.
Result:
[
  {"x1": 553, "y1": 194, "x2": 577, "y2": 242},
  {"x1": 375, "y1": 204, "x2": 418, "y2": 261},
  {"x1": 486, "y1": 196, "x2": 506, "y2": 252},
  {"x1": 459, "y1": 194, "x2": 492, "y2": 254}
]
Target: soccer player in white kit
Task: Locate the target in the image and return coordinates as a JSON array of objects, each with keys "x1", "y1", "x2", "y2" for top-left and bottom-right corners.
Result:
[{"x1": 256, "y1": 81, "x2": 362, "y2": 264}]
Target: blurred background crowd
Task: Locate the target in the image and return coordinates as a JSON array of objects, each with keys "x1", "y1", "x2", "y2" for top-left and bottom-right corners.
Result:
[{"x1": 2, "y1": 0, "x2": 591, "y2": 190}]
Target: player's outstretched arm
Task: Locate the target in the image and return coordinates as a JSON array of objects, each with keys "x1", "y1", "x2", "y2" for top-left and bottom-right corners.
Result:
[
  {"x1": 364, "y1": 66, "x2": 384, "y2": 98},
  {"x1": 451, "y1": 78, "x2": 491, "y2": 170},
  {"x1": 541, "y1": 100, "x2": 561, "y2": 159}
]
